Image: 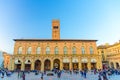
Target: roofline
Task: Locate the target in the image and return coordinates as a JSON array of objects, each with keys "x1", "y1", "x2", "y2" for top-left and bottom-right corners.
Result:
[{"x1": 13, "y1": 39, "x2": 97, "y2": 42}]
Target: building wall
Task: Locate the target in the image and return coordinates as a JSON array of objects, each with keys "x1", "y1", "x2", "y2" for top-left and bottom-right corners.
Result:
[
  {"x1": 106, "y1": 43, "x2": 120, "y2": 69},
  {"x1": 6, "y1": 40, "x2": 102, "y2": 71}
]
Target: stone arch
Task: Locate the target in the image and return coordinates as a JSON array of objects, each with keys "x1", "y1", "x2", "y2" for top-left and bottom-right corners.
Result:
[
  {"x1": 14, "y1": 59, "x2": 22, "y2": 70},
  {"x1": 44, "y1": 59, "x2": 51, "y2": 71},
  {"x1": 34, "y1": 59, "x2": 41, "y2": 71},
  {"x1": 53, "y1": 58, "x2": 60, "y2": 70},
  {"x1": 24, "y1": 59, "x2": 32, "y2": 71},
  {"x1": 116, "y1": 62, "x2": 119, "y2": 69},
  {"x1": 110, "y1": 62, "x2": 114, "y2": 68}
]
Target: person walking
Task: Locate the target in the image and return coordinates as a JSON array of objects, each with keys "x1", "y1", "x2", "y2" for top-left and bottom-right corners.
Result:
[
  {"x1": 41, "y1": 72, "x2": 44, "y2": 80},
  {"x1": 22, "y1": 72, "x2": 25, "y2": 80}
]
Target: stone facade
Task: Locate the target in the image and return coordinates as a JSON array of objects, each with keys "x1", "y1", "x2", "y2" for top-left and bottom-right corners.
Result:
[
  {"x1": 98, "y1": 42, "x2": 120, "y2": 69},
  {"x1": 3, "y1": 20, "x2": 102, "y2": 71}
]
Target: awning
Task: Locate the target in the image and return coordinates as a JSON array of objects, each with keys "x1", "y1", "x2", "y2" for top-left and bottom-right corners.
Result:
[
  {"x1": 72, "y1": 58, "x2": 78, "y2": 63},
  {"x1": 63, "y1": 58, "x2": 70, "y2": 63},
  {"x1": 15, "y1": 59, "x2": 21, "y2": 64},
  {"x1": 25, "y1": 60, "x2": 31, "y2": 64},
  {"x1": 81, "y1": 58, "x2": 88, "y2": 63},
  {"x1": 91, "y1": 59, "x2": 97, "y2": 63}
]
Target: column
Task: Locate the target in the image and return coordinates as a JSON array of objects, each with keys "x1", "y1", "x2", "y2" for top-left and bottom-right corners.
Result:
[
  {"x1": 12, "y1": 59, "x2": 15, "y2": 70},
  {"x1": 31, "y1": 62, "x2": 34, "y2": 70},
  {"x1": 79, "y1": 62, "x2": 82, "y2": 70},
  {"x1": 88, "y1": 62, "x2": 91, "y2": 70},
  {"x1": 51, "y1": 60, "x2": 53, "y2": 70},
  {"x1": 114, "y1": 62, "x2": 116, "y2": 69},
  {"x1": 41, "y1": 61, "x2": 44, "y2": 72},
  {"x1": 70, "y1": 58, "x2": 72, "y2": 70},
  {"x1": 21, "y1": 62, "x2": 24, "y2": 70},
  {"x1": 60, "y1": 60, "x2": 63, "y2": 70}
]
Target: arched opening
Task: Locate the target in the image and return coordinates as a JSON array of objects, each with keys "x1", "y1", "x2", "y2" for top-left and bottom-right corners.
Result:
[
  {"x1": 72, "y1": 58, "x2": 79, "y2": 70},
  {"x1": 63, "y1": 58, "x2": 70, "y2": 70},
  {"x1": 110, "y1": 62, "x2": 114, "y2": 68},
  {"x1": 34, "y1": 60, "x2": 41, "y2": 71},
  {"x1": 91, "y1": 59, "x2": 97, "y2": 70},
  {"x1": 53, "y1": 59, "x2": 60, "y2": 70},
  {"x1": 91, "y1": 63, "x2": 96, "y2": 70},
  {"x1": 116, "y1": 62, "x2": 119, "y2": 69},
  {"x1": 25, "y1": 60, "x2": 31, "y2": 71},
  {"x1": 81, "y1": 58, "x2": 88, "y2": 70},
  {"x1": 81, "y1": 63, "x2": 88, "y2": 70},
  {"x1": 44, "y1": 59, "x2": 51, "y2": 71},
  {"x1": 15, "y1": 60, "x2": 21, "y2": 70},
  {"x1": 73, "y1": 63, "x2": 78, "y2": 70}
]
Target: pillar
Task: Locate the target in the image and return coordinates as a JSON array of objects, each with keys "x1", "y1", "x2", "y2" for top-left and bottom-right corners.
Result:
[
  {"x1": 12, "y1": 59, "x2": 15, "y2": 70},
  {"x1": 60, "y1": 60, "x2": 63, "y2": 70},
  {"x1": 70, "y1": 58, "x2": 72, "y2": 70},
  {"x1": 114, "y1": 62, "x2": 116, "y2": 69},
  {"x1": 41, "y1": 61, "x2": 44, "y2": 72},
  {"x1": 21, "y1": 62, "x2": 24, "y2": 70},
  {"x1": 31, "y1": 62, "x2": 34, "y2": 70},
  {"x1": 79, "y1": 62, "x2": 82, "y2": 70},
  {"x1": 51, "y1": 60, "x2": 53, "y2": 70},
  {"x1": 88, "y1": 62, "x2": 91, "y2": 70}
]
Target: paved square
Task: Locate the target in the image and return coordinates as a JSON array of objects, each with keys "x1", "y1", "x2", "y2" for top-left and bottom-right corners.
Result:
[{"x1": 0, "y1": 72, "x2": 120, "y2": 80}]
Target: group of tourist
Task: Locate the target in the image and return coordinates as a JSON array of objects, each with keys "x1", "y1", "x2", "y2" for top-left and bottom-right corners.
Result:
[{"x1": 1, "y1": 68, "x2": 120, "y2": 80}]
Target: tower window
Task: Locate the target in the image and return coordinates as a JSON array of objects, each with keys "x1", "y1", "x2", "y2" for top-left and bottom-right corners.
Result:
[{"x1": 53, "y1": 26, "x2": 58, "y2": 29}]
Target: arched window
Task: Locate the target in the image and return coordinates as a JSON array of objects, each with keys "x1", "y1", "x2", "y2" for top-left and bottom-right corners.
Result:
[
  {"x1": 18, "y1": 47, "x2": 22, "y2": 54},
  {"x1": 46, "y1": 46, "x2": 50, "y2": 54},
  {"x1": 36, "y1": 47, "x2": 41, "y2": 54},
  {"x1": 55, "y1": 47, "x2": 59, "y2": 54},
  {"x1": 27, "y1": 47, "x2": 32, "y2": 54},
  {"x1": 64, "y1": 46, "x2": 68, "y2": 54},
  {"x1": 90, "y1": 46, "x2": 94, "y2": 54},
  {"x1": 81, "y1": 46, "x2": 85, "y2": 54},
  {"x1": 72, "y1": 46, "x2": 76, "y2": 54}
]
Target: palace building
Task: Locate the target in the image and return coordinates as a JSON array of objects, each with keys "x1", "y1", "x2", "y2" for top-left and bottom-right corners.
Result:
[
  {"x1": 3, "y1": 20, "x2": 102, "y2": 71},
  {"x1": 98, "y1": 42, "x2": 120, "y2": 69}
]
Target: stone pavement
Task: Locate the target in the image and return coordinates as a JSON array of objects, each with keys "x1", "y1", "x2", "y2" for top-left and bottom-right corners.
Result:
[{"x1": 0, "y1": 72, "x2": 120, "y2": 80}]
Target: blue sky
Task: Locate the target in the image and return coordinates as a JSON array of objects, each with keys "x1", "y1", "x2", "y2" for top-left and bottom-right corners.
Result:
[{"x1": 0, "y1": 0, "x2": 120, "y2": 53}]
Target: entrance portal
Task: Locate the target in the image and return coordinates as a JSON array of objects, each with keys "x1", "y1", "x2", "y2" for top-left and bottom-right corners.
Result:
[
  {"x1": 44, "y1": 59, "x2": 51, "y2": 71},
  {"x1": 35, "y1": 60, "x2": 41, "y2": 70},
  {"x1": 53, "y1": 59, "x2": 60, "y2": 70},
  {"x1": 25, "y1": 64, "x2": 31, "y2": 71},
  {"x1": 63, "y1": 63, "x2": 69, "y2": 70},
  {"x1": 15, "y1": 64, "x2": 21, "y2": 70},
  {"x1": 72, "y1": 63, "x2": 78, "y2": 70},
  {"x1": 82, "y1": 63, "x2": 88, "y2": 70},
  {"x1": 91, "y1": 63, "x2": 96, "y2": 70},
  {"x1": 116, "y1": 63, "x2": 119, "y2": 69},
  {"x1": 110, "y1": 62, "x2": 114, "y2": 68}
]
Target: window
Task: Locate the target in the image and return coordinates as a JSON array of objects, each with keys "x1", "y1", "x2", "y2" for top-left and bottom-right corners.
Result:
[
  {"x1": 27, "y1": 47, "x2": 32, "y2": 54},
  {"x1": 55, "y1": 47, "x2": 59, "y2": 54},
  {"x1": 64, "y1": 46, "x2": 67, "y2": 54},
  {"x1": 90, "y1": 46, "x2": 94, "y2": 54},
  {"x1": 53, "y1": 26, "x2": 58, "y2": 29},
  {"x1": 36, "y1": 47, "x2": 41, "y2": 54},
  {"x1": 18, "y1": 47, "x2": 22, "y2": 54},
  {"x1": 72, "y1": 46, "x2": 76, "y2": 54},
  {"x1": 46, "y1": 46, "x2": 50, "y2": 54},
  {"x1": 81, "y1": 46, "x2": 85, "y2": 54}
]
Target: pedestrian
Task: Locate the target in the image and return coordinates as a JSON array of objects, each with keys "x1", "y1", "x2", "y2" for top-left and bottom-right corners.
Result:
[
  {"x1": 18, "y1": 71, "x2": 20, "y2": 79},
  {"x1": 41, "y1": 72, "x2": 44, "y2": 80},
  {"x1": 80, "y1": 70, "x2": 83, "y2": 77},
  {"x1": 1, "y1": 71, "x2": 4, "y2": 78},
  {"x1": 83, "y1": 70, "x2": 87, "y2": 78},
  {"x1": 22, "y1": 72, "x2": 25, "y2": 80},
  {"x1": 98, "y1": 74, "x2": 102, "y2": 80}
]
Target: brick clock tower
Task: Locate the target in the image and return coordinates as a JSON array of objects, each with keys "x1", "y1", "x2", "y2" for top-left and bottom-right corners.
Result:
[{"x1": 52, "y1": 20, "x2": 60, "y2": 40}]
